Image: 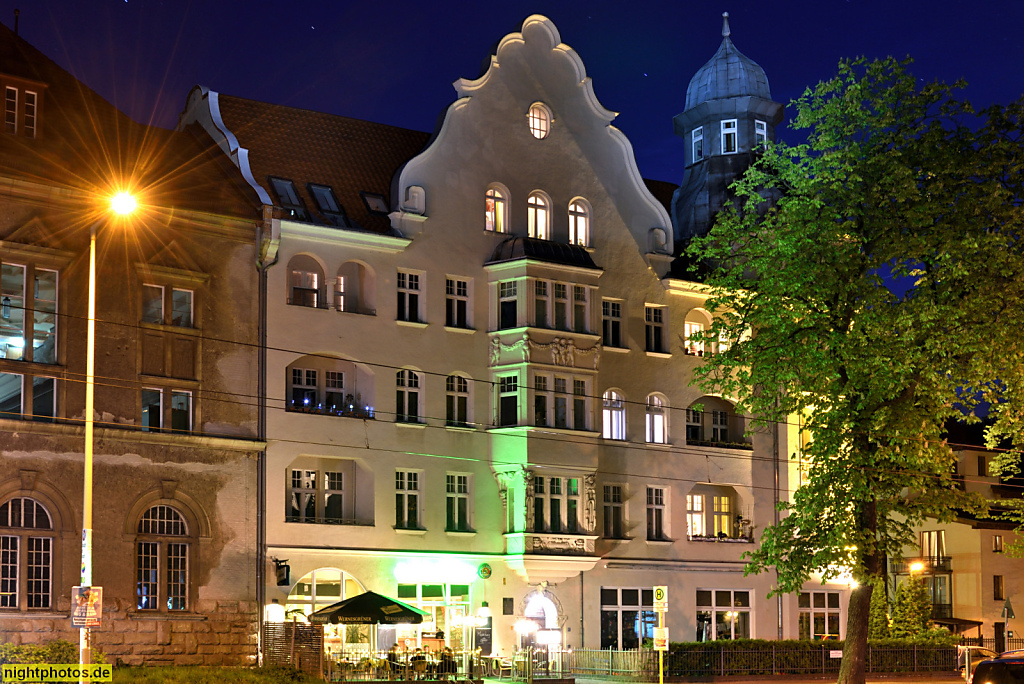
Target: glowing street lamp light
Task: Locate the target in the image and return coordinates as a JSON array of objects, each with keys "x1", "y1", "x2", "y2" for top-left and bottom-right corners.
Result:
[
  {"x1": 909, "y1": 561, "x2": 925, "y2": 574},
  {"x1": 79, "y1": 193, "x2": 136, "y2": 668}
]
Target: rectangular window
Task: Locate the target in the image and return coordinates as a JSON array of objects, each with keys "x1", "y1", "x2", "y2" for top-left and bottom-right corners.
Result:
[
  {"x1": 534, "y1": 476, "x2": 579, "y2": 533},
  {"x1": 994, "y1": 575, "x2": 1005, "y2": 601},
  {"x1": 566, "y1": 478, "x2": 580, "y2": 533},
  {"x1": 288, "y1": 469, "x2": 317, "y2": 522},
  {"x1": 5, "y1": 87, "x2": 17, "y2": 133},
  {"x1": 534, "y1": 281, "x2": 549, "y2": 328},
  {"x1": 686, "y1": 494, "x2": 706, "y2": 537},
  {"x1": 711, "y1": 410, "x2": 729, "y2": 442},
  {"x1": 554, "y1": 284, "x2": 568, "y2": 330},
  {"x1": 692, "y1": 126, "x2": 704, "y2": 161},
  {"x1": 141, "y1": 389, "x2": 162, "y2": 431},
  {"x1": 602, "y1": 300, "x2": 622, "y2": 347},
  {"x1": 603, "y1": 484, "x2": 624, "y2": 538},
  {"x1": 978, "y1": 455, "x2": 987, "y2": 476},
  {"x1": 171, "y1": 289, "x2": 193, "y2": 327},
  {"x1": 19, "y1": 536, "x2": 49, "y2": 607},
  {"x1": 31, "y1": 377, "x2": 55, "y2": 422},
  {"x1": 170, "y1": 391, "x2": 192, "y2": 432},
  {"x1": 921, "y1": 530, "x2": 945, "y2": 558},
  {"x1": 142, "y1": 284, "x2": 164, "y2": 323},
  {"x1": 0, "y1": 372, "x2": 22, "y2": 418},
  {"x1": 2, "y1": 263, "x2": 58, "y2": 365},
  {"x1": 600, "y1": 587, "x2": 656, "y2": 650},
  {"x1": 395, "y1": 471, "x2": 420, "y2": 529},
  {"x1": 696, "y1": 589, "x2": 750, "y2": 641},
  {"x1": 309, "y1": 184, "x2": 348, "y2": 226},
  {"x1": 686, "y1": 408, "x2": 703, "y2": 442},
  {"x1": 573, "y1": 379, "x2": 587, "y2": 431},
  {"x1": 1, "y1": 263, "x2": 26, "y2": 361},
  {"x1": 290, "y1": 270, "x2": 318, "y2": 307},
  {"x1": 647, "y1": 487, "x2": 665, "y2": 541},
  {"x1": 554, "y1": 377, "x2": 568, "y2": 429},
  {"x1": 713, "y1": 495, "x2": 732, "y2": 537},
  {"x1": 721, "y1": 119, "x2": 738, "y2": 154},
  {"x1": 499, "y1": 375, "x2": 518, "y2": 426},
  {"x1": 498, "y1": 281, "x2": 518, "y2": 329},
  {"x1": 573, "y1": 286, "x2": 588, "y2": 333},
  {"x1": 446, "y1": 375, "x2": 469, "y2": 427},
  {"x1": 166, "y1": 542, "x2": 188, "y2": 611},
  {"x1": 324, "y1": 471, "x2": 344, "y2": 521},
  {"x1": 754, "y1": 119, "x2": 767, "y2": 146},
  {"x1": 0, "y1": 535, "x2": 16, "y2": 607},
  {"x1": 684, "y1": 321, "x2": 704, "y2": 356},
  {"x1": 645, "y1": 306, "x2": 666, "y2": 353},
  {"x1": 136, "y1": 541, "x2": 159, "y2": 609},
  {"x1": 32, "y1": 270, "x2": 56, "y2": 364},
  {"x1": 446, "y1": 278, "x2": 470, "y2": 328},
  {"x1": 446, "y1": 474, "x2": 471, "y2": 532},
  {"x1": 534, "y1": 376, "x2": 549, "y2": 427},
  {"x1": 993, "y1": 535, "x2": 1003, "y2": 553},
  {"x1": 396, "y1": 370, "x2": 420, "y2": 423},
  {"x1": 798, "y1": 591, "x2": 840, "y2": 640},
  {"x1": 325, "y1": 371, "x2": 344, "y2": 409},
  {"x1": 397, "y1": 271, "x2": 421, "y2": 323},
  {"x1": 291, "y1": 368, "x2": 317, "y2": 408}
]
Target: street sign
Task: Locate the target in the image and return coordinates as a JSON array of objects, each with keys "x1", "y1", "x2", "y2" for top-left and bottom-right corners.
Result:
[
  {"x1": 72, "y1": 585, "x2": 102, "y2": 628},
  {"x1": 654, "y1": 585, "x2": 668, "y2": 612},
  {"x1": 654, "y1": 627, "x2": 669, "y2": 651},
  {"x1": 1003, "y1": 599, "x2": 1015, "y2": 620}
]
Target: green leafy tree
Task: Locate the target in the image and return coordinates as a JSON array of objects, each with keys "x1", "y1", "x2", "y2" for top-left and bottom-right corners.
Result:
[
  {"x1": 686, "y1": 57, "x2": 1024, "y2": 684},
  {"x1": 867, "y1": 577, "x2": 890, "y2": 639},
  {"x1": 890, "y1": 576, "x2": 932, "y2": 638}
]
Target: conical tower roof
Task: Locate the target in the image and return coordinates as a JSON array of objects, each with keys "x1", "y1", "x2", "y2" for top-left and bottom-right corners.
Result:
[{"x1": 684, "y1": 13, "x2": 771, "y2": 110}]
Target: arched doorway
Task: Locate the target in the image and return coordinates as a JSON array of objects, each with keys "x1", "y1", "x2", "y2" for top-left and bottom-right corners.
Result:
[{"x1": 285, "y1": 567, "x2": 372, "y2": 655}]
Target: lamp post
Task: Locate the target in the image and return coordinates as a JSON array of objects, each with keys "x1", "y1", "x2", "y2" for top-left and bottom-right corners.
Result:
[{"x1": 78, "y1": 193, "x2": 136, "y2": 668}]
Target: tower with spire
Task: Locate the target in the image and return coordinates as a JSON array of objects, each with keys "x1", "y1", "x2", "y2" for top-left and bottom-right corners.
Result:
[{"x1": 670, "y1": 12, "x2": 784, "y2": 251}]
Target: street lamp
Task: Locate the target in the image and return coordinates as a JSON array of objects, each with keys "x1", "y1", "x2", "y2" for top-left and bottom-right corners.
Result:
[{"x1": 78, "y1": 193, "x2": 136, "y2": 667}]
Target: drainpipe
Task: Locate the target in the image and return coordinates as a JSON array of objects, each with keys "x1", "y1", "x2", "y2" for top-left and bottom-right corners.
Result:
[{"x1": 775, "y1": 409, "x2": 783, "y2": 640}]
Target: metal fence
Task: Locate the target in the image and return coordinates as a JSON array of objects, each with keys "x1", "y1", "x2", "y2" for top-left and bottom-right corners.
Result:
[{"x1": 961, "y1": 637, "x2": 1024, "y2": 651}]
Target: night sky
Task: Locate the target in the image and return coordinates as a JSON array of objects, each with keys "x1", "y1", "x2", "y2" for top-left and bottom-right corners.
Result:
[{"x1": 7, "y1": 0, "x2": 1024, "y2": 183}]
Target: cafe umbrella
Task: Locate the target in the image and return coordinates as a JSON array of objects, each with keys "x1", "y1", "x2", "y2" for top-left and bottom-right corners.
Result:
[{"x1": 309, "y1": 590, "x2": 428, "y2": 625}]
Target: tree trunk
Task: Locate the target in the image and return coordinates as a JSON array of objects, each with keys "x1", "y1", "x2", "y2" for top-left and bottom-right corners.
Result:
[{"x1": 838, "y1": 581, "x2": 872, "y2": 684}]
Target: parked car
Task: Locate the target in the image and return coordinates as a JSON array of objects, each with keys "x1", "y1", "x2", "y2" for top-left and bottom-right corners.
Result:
[
  {"x1": 970, "y1": 650, "x2": 1024, "y2": 684},
  {"x1": 961, "y1": 648, "x2": 999, "y2": 674}
]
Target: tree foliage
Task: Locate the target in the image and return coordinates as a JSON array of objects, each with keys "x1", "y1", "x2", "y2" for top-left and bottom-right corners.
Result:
[
  {"x1": 867, "y1": 577, "x2": 890, "y2": 640},
  {"x1": 686, "y1": 57, "x2": 1024, "y2": 684},
  {"x1": 890, "y1": 576, "x2": 933, "y2": 639}
]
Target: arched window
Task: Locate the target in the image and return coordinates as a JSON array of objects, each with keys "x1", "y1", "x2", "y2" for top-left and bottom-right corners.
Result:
[
  {"x1": 485, "y1": 187, "x2": 507, "y2": 233},
  {"x1": 135, "y1": 504, "x2": 190, "y2": 611},
  {"x1": 396, "y1": 370, "x2": 421, "y2": 423},
  {"x1": 602, "y1": 390, "x2": 626, "y2": 440},
  {"x1": 645, "y1": 394, "x2": 668, "y2": 444},
  {"x1": 684, "y1": 309, "x2": 713, "y2": 356},
  {"x1": 527, "y1": 103, "x2": 552, "y2": 139},
  {"x1": 568, "y1": 199, "x2": 590, "y2": 247},
  {"x1": 287, "y1": 254, "x2": 325, "y2": 308},
  {"x1": 528, "y1": 192, "x2": 550, "y2": 240},
  {"x1": 286, "y1": 567, "x2": 365, "y2": 627},
  {"x1": 335, "y1": 261, "x2": 375, "y2": 315},
  {"x1": 0, "y1": 497, "x2": 53, "y2": 609}
]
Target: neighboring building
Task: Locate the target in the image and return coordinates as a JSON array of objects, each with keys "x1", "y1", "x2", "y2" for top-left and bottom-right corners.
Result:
[
  {"x1": 181, "y1": 13, "x2": 852, "y2": 656},
  {"x1": 890, "y1": 422, "x2": 1023, "y2": 645},
  {"x1": 0, "y1": 22, "x2": 264, "y2": 665}
]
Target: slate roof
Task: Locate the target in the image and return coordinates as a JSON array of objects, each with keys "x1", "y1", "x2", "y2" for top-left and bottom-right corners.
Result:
[
  {"x1": 214, "y1": 94, "x2": 432, "y2": 235},
  {"x1": 485, "y1": 236, "x2": 601, "y2": 270},
  {"x1": 0, "y1": 22, "x2": 257, "y2": 219},
  {"x1": 684, "y1": 16, "x2": 771, "y2": 111}
]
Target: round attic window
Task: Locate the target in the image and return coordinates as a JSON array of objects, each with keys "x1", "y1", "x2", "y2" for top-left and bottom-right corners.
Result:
[{"x1": 527, "y1": 103, "x2": 552, "y2": 139}]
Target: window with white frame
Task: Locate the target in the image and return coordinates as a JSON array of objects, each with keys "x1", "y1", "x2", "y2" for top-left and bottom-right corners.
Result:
[
  {"x1": 2, "y1": 262, "x2": 58, "y2": 364},
  {"x1": 533, "y1": 373, "x2": 588, "y2": 430},
  {"x1": 686, "y1": 493, "x2": 706, "y2": 537},
  {"x1": 290, "y1": 368, "x2": 318, "y2": 408},
  {"x1": 554, "y1": 283, "x2": 569, "y2": 330},
  {"x1": 527, "y1": 192, "x2": 550, "y2": 239},
  {"x1": 645, "y1": 306, "x2": 666, "y2": 353},
  {"x1": 446, "y1": 474, "x2": 471, "y2": 532},
  {"x1": 568, "y1": 199, "x2": 590, "y2": 246},
  {"x1": 534, "y1": 281, "x2": 549, "y2": 328},
  {"x1": 325, "y1": 371, "x2": 345, "y2": 408},
  {"x1": 684, "y1": 320, "x2": 705, "y2": 356},
  {"x1": 485, "y1": 186, "x2": 508, "y2": 232},
  {"x1": 395, "y1": 470, "x2": 421, "y2": 529},
  {"x1": 396, "y1": 271, "x2": 421, "y2": 323},
  {"x1": 446, "y1": 278, "x2": 470, "y2": 328},
  {"x1": 136, "y1": 504, "x2": 191, "y2": 611},
  {"x1": 498, "y1": 281, "x2": 518, "y2": 329},
  {"x1": 24, "y1": 90, "x2": 38, "y2": 138},
  {"x1": 647, "y1": 487, "x2": 667, "y2": 540},
  {"x1": 0, "y1": 497, "x2": 53, "y2": 609},
  {"x1": 603, "y1": 484, "x2": 624, "y2": 538},
  {"x1": 396, "y1": 370, "x2": 421, "y2": 423},
  {"x1": 446, "y1": 375, "x2": 469, "y2": 427},
  {"x1": 602, "y1": 390, "x2": 626, "y2": 440},
  {"x1": 534, "y1": 376, "x2": 548, "y2": 427},
  {"x1": 645, "y1": 394, "x2": 668, "y2": 444},
  {"x1": 799, "y1": 591, "x2": 840, "y2": 640},
  {"x1": 0, "y1": 372, "x2": 56, "y2": 422},
  {"x1": 721, "y1": 120, "x2": 738, "y2": 154},
  {"x1": 602, "y1": 299, "x2": 623, "y2": 347},
  {"x1": 287, "y1": 468, "x2": 345, "y2": 523},
  {"x1": 696, "y1": 589, "x2": 750, "y2": 641},
  {"x1": 498, "y1": 375, "x2": 518, "y2": 426},
  {"x1": 139, "y1": 389, "x2": 191, "y2": 433},
  {"x1": 754, "y1": 120, "x2": 767, "y2": 146},
  {"x1": 527, "y1": 103, "x2": 552, "y2": 139},
  {"x1": 534, "y1": 476, "x2": 579, "y2": 533},
  {"x1": 692, "y1": 126, "x2": 704, "y2": 161},
  {"x1": 712, "y1": 495, "x2": 732, "y2": 537},
  {"x1": 286, "y1": 358, "x2": 370, "y2": 418},
  {"x1": 600, "y1": 587, "x2": 656, "y2": 649}
]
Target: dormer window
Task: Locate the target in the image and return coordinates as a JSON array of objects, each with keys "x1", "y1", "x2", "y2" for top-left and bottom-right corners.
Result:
[
  {"x1": 721, "y1": 120, "x2": 737, "y2": 154},
  {"x1": 269, "y1": 177, "x2": 309, "y2": 220},
  {"x1": 527, "y1": 103, "x2": 552, "y2": 139},
  {"x1": 2, "y1": 78, "x2": 44, "y2": 138},
  {"x1": 308, "y1": 184, "x2": 348, "y2": 227},
  {"x1": 23, "y1": 92, "x2": 36, "y2": 138},
  {"x1": 754, "y1": 120, "x2": 767, "y2": 146},
  {"x1": 5, "y1": 87, "x2": 17, "y2": 134},
  {"x1": 692, "y1": 126, "x2": 704, "y2": 161},
  {"x1": 360, "y1": 192, "x2": 389, "y2": 215}
]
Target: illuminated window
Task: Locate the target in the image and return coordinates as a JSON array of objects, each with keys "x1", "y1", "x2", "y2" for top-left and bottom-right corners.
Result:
[
  {"x1": 754, "y1": 120, "x2": 767, "y2": 146},
  {"x1": 527, "y1": 103, "x2": 551, "y2": 139},
  {"x1": 288, "y1": 254, "x2": 323, "y2": 308},
  {"x1": 485, "y1": 186, "x2": 507, "y2": 232},
  {"x1": 568, "y1": 199, "x2": 590, "y2": 246},
  {"x1": 696, "y1": 589, "x2": 750, "y2": 641},
  {"x1": 721, "y1": 120, "x2": 738, "y2": 154},
  {"x1": 136, "y1": 505, "x2": 190, "y2": 611},
  {"x1": 287, "y1": 469, "x2": 344, "y2": 524},
  {"x1": 684, "y1": 319, "x2": 705, "y2": 356},
  {"x1": 686, "y1": 494, "x2": 705, "y2": 537},
  {"x1": 602, "y1": 390, "x2": 626, "y2": 440},
  {"x1": 527, "y1": 192, "x2": 550, "y2": 239},
  {"x1": 0, "y1": 497, "x2": 53, "y2": 609},
  {"x1": 692, "y1": 126, "x2": 704, "y2": 161},
  {"x1": 645, "y1": 394, "x2": 668, "y2": 444}
]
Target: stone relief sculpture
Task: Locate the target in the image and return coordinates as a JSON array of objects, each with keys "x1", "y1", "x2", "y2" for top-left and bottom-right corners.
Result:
[
  {"x1": 524, "y1": 469, "x2": 535, "y2": 532},
  {"x1": 489, "y1": 333, "x2": 600, "y2": 369},
  {"x1": 584, "y1": 473, "x2": 597, "y2": 532}
]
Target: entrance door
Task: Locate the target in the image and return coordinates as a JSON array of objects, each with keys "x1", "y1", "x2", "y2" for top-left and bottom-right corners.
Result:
[{"x1": 996, "y1": 622, "x2": 1006, "y2": 653}]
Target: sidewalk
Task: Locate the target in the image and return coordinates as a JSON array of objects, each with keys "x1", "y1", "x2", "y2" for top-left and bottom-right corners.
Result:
[{"x1": 482, "y1": 674, "x2": 964, "y2": 684}]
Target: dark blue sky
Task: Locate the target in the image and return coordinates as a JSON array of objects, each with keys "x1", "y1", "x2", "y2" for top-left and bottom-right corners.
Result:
[{"x1": 8, "y1": 0, "x2": 1024, "y2": 183}]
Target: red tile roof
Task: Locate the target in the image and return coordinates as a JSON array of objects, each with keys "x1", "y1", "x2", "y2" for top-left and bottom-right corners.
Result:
[{"x1": 215, "y1": 94, "x2": 431, "y2": 235}]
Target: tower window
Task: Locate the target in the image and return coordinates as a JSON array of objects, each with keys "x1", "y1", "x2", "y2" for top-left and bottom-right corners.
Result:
[
  {"x1": 721, "y1": 120, "x2": 738, "y2": 154},
  {"x1": 754, "y1": 120, "x2": 767, "y2": 146},
  {"x1": 692, "y1": 126, "x2": 704, "y2": 161}
]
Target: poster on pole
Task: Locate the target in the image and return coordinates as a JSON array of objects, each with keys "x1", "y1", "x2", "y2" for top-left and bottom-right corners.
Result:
[
  {"x1": 72, "y1": 586, "x2": 102, "y2": 628},
  {"x1": 653, "y1": 586, "x2": 668, "y2": 613},
  {"x1": 654, "y1": 627, "x2": 669, "y2": 651}
]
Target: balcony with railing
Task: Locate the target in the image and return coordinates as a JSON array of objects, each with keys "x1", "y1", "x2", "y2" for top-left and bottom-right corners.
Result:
[
  {"x1": 287, "y1": 396, "x2": 374, "y2": 420},
  {"x1": 684, "y1": 410, "x2": 752, "y2": 450},
  {"x1": 891, "y1": 556, "x2": 952, "y2": 574}
]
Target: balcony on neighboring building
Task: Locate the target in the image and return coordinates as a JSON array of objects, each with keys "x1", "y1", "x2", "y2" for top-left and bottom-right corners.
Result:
[{"x1": 891, "y1": 556, "x2": 952, "y2": 574}]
